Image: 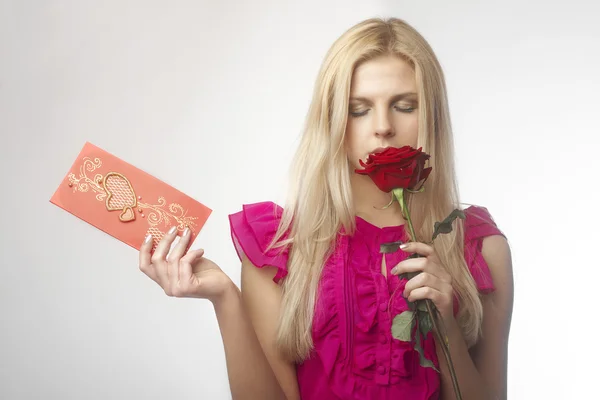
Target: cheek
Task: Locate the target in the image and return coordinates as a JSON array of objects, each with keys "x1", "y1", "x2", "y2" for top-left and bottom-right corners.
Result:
[
  {"x1": 409, "y1": 119, "x2": 419, "y2": 145},
  {"x1": 394, "y1": 115, "x2": 419, "y2": 147}
]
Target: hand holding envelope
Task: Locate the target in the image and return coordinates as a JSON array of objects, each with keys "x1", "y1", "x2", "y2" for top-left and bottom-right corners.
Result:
[
  {"x1": 51, "y1": 142, "x2": 235, "y2": 300},
  {"x1": 138, "y1": 223, "x2": 235, "y2": 303}
]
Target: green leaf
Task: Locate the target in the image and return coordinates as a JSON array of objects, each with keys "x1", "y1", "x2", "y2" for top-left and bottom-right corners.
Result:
[
  {"x1": 431, "y1": 209, "x2": 466, "y2": 241},
  {"x1": 418, "y1": 311, "x2": 432, "y2": 337},
  {"x1": 406, "y1": 299, "x2": 416, "y2": 311},
  {"x1": 380, "y1": 240, "x2": 403, "y2": 254},
  {"x1": 416, "y1": 300, "x2": 428, "y2": 312},
  {"x1": 433, "y1": 221, "x2": 453, "y2": 236},
  {"x1": 391, "y1": 311, "x2": 414, "y2": 342},
  {"x1": 414, "y1": 329, "x2": 439, "y2": 372}
]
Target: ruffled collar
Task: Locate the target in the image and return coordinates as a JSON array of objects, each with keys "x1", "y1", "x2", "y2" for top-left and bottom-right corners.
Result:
[{"x1": 354, "y1": 216, "x2": 406, "y2": 246}]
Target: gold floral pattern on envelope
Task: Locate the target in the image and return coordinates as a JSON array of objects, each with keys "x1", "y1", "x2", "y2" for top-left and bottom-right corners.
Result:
[{"x1": 51, "y1": 142, "x2": 212, "y2": 251}]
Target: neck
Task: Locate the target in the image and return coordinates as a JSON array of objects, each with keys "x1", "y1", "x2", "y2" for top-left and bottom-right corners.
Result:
[{"x1": 350, "y1": 173, "x2": 407, "y2": 227}]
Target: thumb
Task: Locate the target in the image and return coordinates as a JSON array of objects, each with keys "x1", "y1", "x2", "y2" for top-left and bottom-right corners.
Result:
[
  {"x1": 180, "y1": 248, "x2": 205, "y2": 279},
  {"x1": 181, "y1": 248, "x2": 205, "y2": 264}
]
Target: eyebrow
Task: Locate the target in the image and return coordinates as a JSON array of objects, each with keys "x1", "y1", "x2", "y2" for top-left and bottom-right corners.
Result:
[{"x1": 349, "y1": 92, "x2": 418, "y2": 104}]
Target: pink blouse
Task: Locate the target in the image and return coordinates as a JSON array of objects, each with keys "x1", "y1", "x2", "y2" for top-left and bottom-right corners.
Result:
[{"x1": 228, "y1": 201, "x2": 505, "y2": 400}]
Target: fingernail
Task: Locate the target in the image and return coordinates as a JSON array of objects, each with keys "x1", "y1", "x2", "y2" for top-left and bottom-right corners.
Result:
[
  {"x1": 400, "y1": 243, "x2": 408, "y2": 250},
  {"x1": 144, "y1": 234, "x2": 152, "y2": 244},
  {"x1": 183, "y1": 227, "x2": 190, "y2": 237},
  {"x1": 168, "y1": 226, "x2": 177, "y2": 235},
  {"x1": 391, "y1": 268, "x2": 397, "y2": 275}
]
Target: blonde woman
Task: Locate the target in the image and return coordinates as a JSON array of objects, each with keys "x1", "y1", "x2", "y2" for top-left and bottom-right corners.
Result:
[{"x1": 139, "y1": 17, "x2": 513, "y2": 400}]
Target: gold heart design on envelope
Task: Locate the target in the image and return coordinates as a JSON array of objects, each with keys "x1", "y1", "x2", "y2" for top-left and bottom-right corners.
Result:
[
  {"x1": 102, "y1": 172, "x2": 137, "y2": 222},
  {"x1": 119, "y1": 206, "x2": 135, "y2": 222}
]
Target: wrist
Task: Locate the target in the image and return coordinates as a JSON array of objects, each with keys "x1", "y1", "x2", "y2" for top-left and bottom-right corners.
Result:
[{"x1": 211, "y1": 279, "x2": 240, "y2": 310}]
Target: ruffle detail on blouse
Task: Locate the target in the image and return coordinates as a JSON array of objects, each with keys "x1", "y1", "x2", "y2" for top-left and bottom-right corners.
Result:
[
  {"x1": 228, "y1": 201, "x2": 289, "y2": 284},
  {"x1": 354, "y1": 265, "x2": 378, "y2": 333},
  {"x1": 463, "y1": 205, "x2": 506, "y2": 294},
  {"x1": 306, "y1": 235, "x2": 439, "y2": 400}
]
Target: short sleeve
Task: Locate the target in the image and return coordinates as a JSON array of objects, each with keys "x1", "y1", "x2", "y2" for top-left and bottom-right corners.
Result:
[
  {"x1": 463, "y1": 205, "x2": 506, "y2": 294},
  {"x1": 228, "y1": 201, "x2": 290, "y2": 284}
]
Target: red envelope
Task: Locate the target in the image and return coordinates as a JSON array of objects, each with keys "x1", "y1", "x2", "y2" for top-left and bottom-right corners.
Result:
[{"x1": 50, "y1": 142, "x2": 212, "y2": 251}]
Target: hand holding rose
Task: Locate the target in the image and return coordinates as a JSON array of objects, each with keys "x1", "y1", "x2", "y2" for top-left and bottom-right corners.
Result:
[{"x1": 391, "y1": 242, "x2": 455, "y2": 325}]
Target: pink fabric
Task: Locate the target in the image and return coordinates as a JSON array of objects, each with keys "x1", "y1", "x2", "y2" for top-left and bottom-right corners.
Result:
[{"x1": 228, "y1": 201, "x2": 505, "y2": 400}]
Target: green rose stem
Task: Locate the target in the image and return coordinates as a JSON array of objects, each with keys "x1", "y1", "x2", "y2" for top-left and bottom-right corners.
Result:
[{"x1": 392, "y1": 188, "x2": 463, "y2": 400}]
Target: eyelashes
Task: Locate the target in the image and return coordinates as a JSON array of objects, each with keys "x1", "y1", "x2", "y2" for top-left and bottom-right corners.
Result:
[{"x1": 349, "y1": 106, "x2": 416, "y2": 118}]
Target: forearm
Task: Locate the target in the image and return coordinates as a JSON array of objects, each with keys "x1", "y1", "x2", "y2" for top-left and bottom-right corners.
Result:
[
  {"x1": 436, "y1": 321, "x2": 496, "y2": 400},
  {"x1": 213, "y1": 282, "x2": 285, "y2": 400}
]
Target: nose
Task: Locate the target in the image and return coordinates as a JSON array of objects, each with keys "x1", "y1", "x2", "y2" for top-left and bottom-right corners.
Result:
[{"x1": 374, "y1": 109, "x2": 395, "y2": 138}]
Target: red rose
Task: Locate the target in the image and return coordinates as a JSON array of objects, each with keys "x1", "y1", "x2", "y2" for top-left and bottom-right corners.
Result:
[{"x1": 355, "y1": 146, "x2": 432, "y2": 192}]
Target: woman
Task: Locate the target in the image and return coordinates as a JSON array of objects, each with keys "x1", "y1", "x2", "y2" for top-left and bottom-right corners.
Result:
[{"x1": 138, "y1": 17, "x2": 513, "y2": 400}]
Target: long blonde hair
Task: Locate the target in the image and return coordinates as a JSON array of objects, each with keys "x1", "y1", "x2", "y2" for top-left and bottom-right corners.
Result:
[{"x1": 269, "y1": 17, "x2": 483, "y2": 362}]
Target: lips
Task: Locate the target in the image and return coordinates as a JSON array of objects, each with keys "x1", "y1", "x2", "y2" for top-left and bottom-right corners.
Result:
[{"x1": 370, "y1": 146, "x2": 390, "y2": 155}]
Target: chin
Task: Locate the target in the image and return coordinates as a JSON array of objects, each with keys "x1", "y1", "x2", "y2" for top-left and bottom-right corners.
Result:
[{"x1": 355, "y1": 155, "x2": 367, "y2": 166}]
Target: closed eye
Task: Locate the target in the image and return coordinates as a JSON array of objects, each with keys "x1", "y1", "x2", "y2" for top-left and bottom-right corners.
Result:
[
  {"x1": 349, "y1": 105, "x2": 416, "y2": 118},
  {"x1": 350, "y1": 109, "x2": 368, "y2": 117},
  {"x1": 394, "y1": 105, "x2": 416, "y2": 113}
]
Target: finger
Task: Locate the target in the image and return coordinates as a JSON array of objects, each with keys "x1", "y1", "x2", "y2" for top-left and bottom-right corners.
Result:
[
  {"x1": 167, "y1": 230, "x2": 192, "y2": 293},
  {"x1": 139, "y1": 234, "x2": 157, "y2": 281},
  {"x1": 400, "y1": 241, "x2": 435, "y2": 257},
  {"x1": 152, "y1": 226, "x2": 179, "y2": 262},
  {"x1": 391, "y1": 256, "x2": 449, "y2": 282},
  {"x1": 180, "y1": 249, "x2": 205, "y2": 282},
  {"x1": 167, "y1": 227, "x2": 192, "y2": 264},
  {"x1": 403, "y1": 272, "x2": 451, "y2": 297},
  {"x1": 406, "y1": 286, "x2": 444, "y2": 304},
  {"x1": 391, "y1": 256, "x2": 427, "y2": 275},
  {"x1": 152, "y1": 227, "x2": 179, "y2": 289}
]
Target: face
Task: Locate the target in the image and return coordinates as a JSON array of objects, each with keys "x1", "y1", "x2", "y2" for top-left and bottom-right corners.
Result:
[{"x1": 345, "y1": 54, "x2": 419, "y2": 169}]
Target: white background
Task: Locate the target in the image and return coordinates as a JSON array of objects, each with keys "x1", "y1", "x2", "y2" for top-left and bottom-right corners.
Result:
[{"x1": 1, "y1": 0, "x2": 598, "y2": 399}]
